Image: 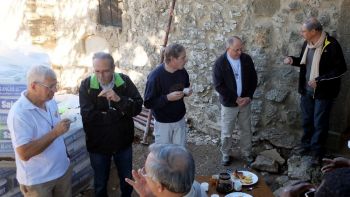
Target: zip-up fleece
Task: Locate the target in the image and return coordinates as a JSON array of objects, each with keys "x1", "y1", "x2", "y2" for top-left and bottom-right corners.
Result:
[
  {"x1": 79, "y1": 73, "x2": 143, "y2": 154},
  {"x1": 290, "y1": 33, "x2": 347, "y2": 99}
]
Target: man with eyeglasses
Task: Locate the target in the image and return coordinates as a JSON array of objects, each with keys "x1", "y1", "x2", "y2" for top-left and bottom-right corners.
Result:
[
  {"x1": 7, "y1": 65, "x2": 72, "y2": 197},
  {"x1": 283, "y1": 17, "x2": 347, "y2": 166},
  {"x1": 79, "y1": 52, "x2": 143, "y2": 197},
  {"x1": 144, "y1": 43, "x2": 192, "y2": 146},
  {"x1": 213, "y1": 36, "x2": 258, "y2": 166},
  {"x1": 125, "y1": 143, "x2": 202, "y2": 197}
]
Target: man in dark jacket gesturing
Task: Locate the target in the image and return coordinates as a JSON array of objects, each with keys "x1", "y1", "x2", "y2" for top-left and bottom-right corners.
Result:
[
  {"x1": 284, "y1": 18, "x2": 347, "y2": 166},
  {"x1": 79, "y1": 52, "x2": 143, "y2": 197},
  {"x1": 213, "y1": 36, "x2": 258, "y2": 166}
]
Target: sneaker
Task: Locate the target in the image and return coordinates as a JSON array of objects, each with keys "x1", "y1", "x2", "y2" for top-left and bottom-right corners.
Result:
[{"x1": 221, "y1": 155, "x2": 232, "y2": 166}]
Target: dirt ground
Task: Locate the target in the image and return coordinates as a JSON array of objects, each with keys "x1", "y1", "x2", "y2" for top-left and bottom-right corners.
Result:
[{"x1": 77, "y1": 130, "x2": 266, "y2": 197}]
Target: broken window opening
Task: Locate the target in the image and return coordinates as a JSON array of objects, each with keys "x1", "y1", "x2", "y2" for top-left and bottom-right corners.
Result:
[{"x1": 98, "y1": 0, "x2": 123, "y2": 28}]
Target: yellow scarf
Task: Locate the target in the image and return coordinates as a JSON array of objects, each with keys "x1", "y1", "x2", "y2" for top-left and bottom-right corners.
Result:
[{"x1": 300, "y1": 31, "x2": 326, "y2": 81}]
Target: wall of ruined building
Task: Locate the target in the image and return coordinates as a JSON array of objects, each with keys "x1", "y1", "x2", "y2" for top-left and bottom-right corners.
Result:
[{"x1": 2, "y1": 0, "x2": 350, "y2": 150}]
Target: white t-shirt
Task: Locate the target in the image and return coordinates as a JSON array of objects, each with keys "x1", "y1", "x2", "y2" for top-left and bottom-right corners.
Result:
[
  {"x1": 227, "y1": 53, "x2": 242, "y2": 96},
  {"x1": 7, "y1": 91, "x2": 70, "y2": 185}
]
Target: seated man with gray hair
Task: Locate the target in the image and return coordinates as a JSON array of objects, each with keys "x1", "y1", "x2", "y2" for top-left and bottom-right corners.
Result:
[{"x1": 125, "y1": 144, "x2": 202, "y2": 197}]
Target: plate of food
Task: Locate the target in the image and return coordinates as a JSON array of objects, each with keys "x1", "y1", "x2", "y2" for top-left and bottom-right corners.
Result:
[
  {"x1": 231, "y1": 170, "x2": 258, "y2": 186},
  {"x1": 225, "y1": 192, "x2": 253, "y2": 197}
]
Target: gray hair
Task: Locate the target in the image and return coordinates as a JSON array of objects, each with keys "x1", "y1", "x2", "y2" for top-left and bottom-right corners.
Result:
[
  {"x1": 304, "y1": 17, "x2": 323, "y2": 32},
  {"x1": 27, "y1": 65, "x2": 56, "y2": 86},
  {"x1": 92, "y1": 52, "x2": 115, "y2": 69},
  {"x1": 164, "y1": 43, "x2": 186, "y2": 64},
  {"x1": 226, "y1": 36, "x2": 242, "y2": 49},
  {"x1": 147, "y1": 144, "x2": 195, "y2": 194}
]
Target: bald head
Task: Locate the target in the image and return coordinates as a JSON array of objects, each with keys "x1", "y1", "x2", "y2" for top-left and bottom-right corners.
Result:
[
  {"x1": 226, "y1": 36, "x2": 243, "y2": 59},
  {"x1": 226, "y1": 36, "x2": 242, "y2": 49}
]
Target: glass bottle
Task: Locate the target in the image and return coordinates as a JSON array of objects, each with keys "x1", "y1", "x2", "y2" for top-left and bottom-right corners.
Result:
[{"x1": 216, "y1": 172, "x2": 233, "y2": 194}]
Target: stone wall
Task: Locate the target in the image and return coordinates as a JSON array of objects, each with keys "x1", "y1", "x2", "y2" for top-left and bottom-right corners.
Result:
[{"x1": 3, "y1": 0, "x2": 350, "y2": 150}]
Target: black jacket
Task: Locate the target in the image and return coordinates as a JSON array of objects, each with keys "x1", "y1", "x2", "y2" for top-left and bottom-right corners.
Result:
[
  {"x1": 290, "y1": 34, "x2": 347, "y2": 99},
  {"x1": 79, "y1": 73, "x2": 143, "y2": 154},
  {"x1": 213, "y1": 52, "x2": 258, "y2": 107}
]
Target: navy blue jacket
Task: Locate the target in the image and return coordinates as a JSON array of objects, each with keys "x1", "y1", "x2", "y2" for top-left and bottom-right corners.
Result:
[
  {"x1": 213, "y1": 52, "x2": 258, "y2": 107},
  {"x1": 144, "y1": 64, "x2": 190, "y2": 123}
]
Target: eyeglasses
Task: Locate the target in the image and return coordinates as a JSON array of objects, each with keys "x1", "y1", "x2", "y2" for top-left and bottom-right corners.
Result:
[
  {"x1": 229, "y1": 47, "x2": 243, "y2": 52},
  {"x1": 140, "y1": 167, "x2": 152, "y2": 178},
  {"x1": 141, "y1": 167, "x2": 173, "y2": 191},
  {"x1": 140, "y1": 167, "x2": 158, "y2": 181},
  {"x1": 35, "y1": 82, "x2": 58, "y2": 92},
  {"x1": 93, "y1": 68, "x2": 114, "y2": 75}
]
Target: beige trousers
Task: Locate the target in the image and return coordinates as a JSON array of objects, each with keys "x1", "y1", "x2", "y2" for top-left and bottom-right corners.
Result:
[
  {"x1": 19, "y1": 165, "x2": 72, "y2": 197},
  {"x1": 220, "y1": 104, "x2": 252, "y2": 157}
]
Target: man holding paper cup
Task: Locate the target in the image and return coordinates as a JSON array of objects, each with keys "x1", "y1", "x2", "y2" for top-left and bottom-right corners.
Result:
[
  {"x1": 7, "y1": 65, "x2": 72, "y2": 197},
  {"x1": 144, "y1": 43, "x2": 192, "y2": 146}
]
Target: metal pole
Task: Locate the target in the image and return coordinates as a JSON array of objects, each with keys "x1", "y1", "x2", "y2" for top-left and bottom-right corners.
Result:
[
  {"x1": 98, "y1": 0, "x2": 102, "y2": 24},
  {"x1": 109, "y1": 0, "x2": 113, "y2": 25},
  {"x1": 160, "y1": 0, "x2": 177, "y2": 63}
]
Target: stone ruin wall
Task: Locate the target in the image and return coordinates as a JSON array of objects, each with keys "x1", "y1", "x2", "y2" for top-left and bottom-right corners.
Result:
[{"x1": 8, "y1": 0, "x2": 350, "y2": 151}]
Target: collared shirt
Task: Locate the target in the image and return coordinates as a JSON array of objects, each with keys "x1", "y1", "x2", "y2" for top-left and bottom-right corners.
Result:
[
  {"x1": 184, "y1": 181, "x2": 202, "y2": 197},
  {"x1": 7, "y1": 90, "x2": 70, "y2": 185},
  {"x1": 100, "y1": 74, "x2": 115, "y2": 90},
  {"x1": 226, "y1": 53, "x2": 242, "y2": 96}
]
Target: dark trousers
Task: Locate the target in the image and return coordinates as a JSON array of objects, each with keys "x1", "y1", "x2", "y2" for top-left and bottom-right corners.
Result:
[
  {"x1": 89, "y1": 145, "x2": 133, "y2": 197},
  {"x1": 300, "y1": 92, "x2": 333, "y2": 156}
]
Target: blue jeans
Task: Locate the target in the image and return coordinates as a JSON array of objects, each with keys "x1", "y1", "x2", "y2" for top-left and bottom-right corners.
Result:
[
  {"x1": 89, "y1": 146, "x2": 133, "y2": 197},
  {"x1": 300, "y1": 92, "x2": 333, "y2": 156}
]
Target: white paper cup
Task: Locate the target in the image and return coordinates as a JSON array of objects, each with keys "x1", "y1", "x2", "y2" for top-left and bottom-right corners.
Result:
[
  {"x1": 183, "y1": 88, "x2": 191, "y2": 95},
  {"x1": 233, "y1": 180, "x2": 242, "y2": 191},
  {"x1": 211, "y1": 194, "x2": 219, "y2": 197},
  {"x1": 201, "y1": 182, "x2": 209, "y2": 192}
]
